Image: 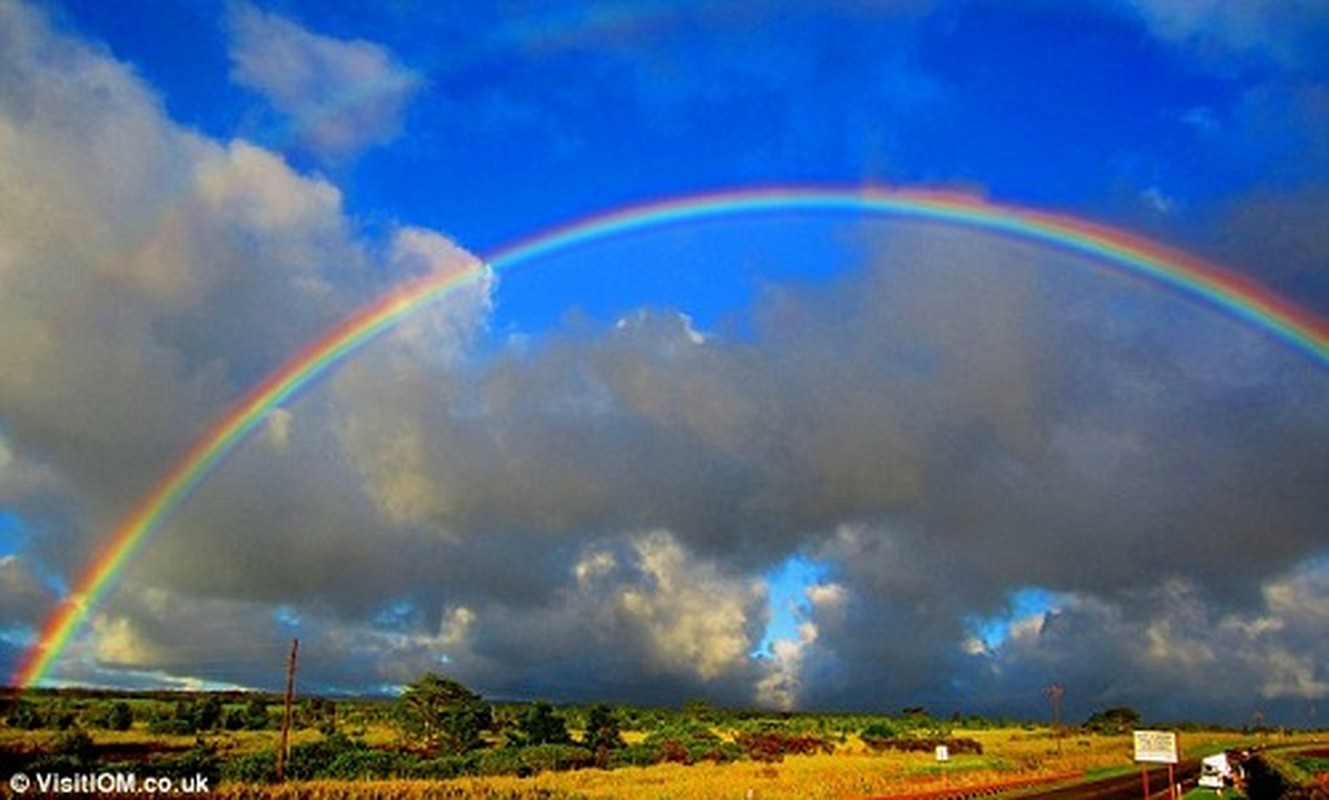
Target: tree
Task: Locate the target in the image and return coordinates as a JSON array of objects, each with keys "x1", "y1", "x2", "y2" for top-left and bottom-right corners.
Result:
[
  {"x1": 243, "y1": 697, "x2": 271, "y2": 731},
  {"x1": 195, "y1": 693, "x2": 224, "y2": 731},
  {"x1": 519, "y1": 700, "x2": 571, "y2": 745},
  {"x1": 859, "y1": 721, "x2": 901, "y2": 750},
  {"x1": 1084, "y1": 706, "x2": 1141, "y2": 734},
  {"x1": 6, "y1": 700, "x2": 44, "y2": 730},
  {"x1": 583, "y1": 703, "x2": 625, "y2": 753},
  {"x1": 301, "y1": 697, "x2": 337, "y2": 735},
  {"x1": 106, "y1": 701, "x2": 133, "y2": 732},
  {"x1": 396, "y1": 673, "x2": 493, "y2": 755}
]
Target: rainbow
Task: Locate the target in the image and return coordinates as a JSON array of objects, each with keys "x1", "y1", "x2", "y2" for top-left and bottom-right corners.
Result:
[{"x1": 14, "y1": 186, "x2": 1327, "y2": 688}]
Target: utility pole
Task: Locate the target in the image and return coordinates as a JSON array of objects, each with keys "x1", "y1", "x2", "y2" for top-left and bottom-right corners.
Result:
[
  {"x1": 276, "y1": 638, "x2": 299, "y2": 782},
  {"x1": 1047, "y1": 683, "x2": 1064, "y2": 755}
]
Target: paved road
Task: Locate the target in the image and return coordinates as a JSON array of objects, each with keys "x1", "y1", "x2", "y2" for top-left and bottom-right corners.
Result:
[{"x1": 1019, "y1": 760, "x2": 1200, "y2": 800}]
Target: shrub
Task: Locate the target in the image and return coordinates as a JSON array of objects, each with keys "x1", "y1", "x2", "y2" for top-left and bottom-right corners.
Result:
[
  {"x1": 106, "y1": 701, "x2": 133, "y2": 731},
  {"x1": 641, "y1": 723, "x2": 742, "y2": 765},
  {"x1": 862, "y1": 734, "x2": 983, "y2": 755},
  {"x1": 29, "y1": 729, "x2": 99, "y2": 774},
  {"x1": 519, "y1": 701, "x2": 572, "y2": 746},
  {"x1": 519, "y1": 744, "x2": 595, "y2": 774},
  {"x1": 147, "y1": 717, "x2": 195, "y2": 735},
  {"x1": 220, "y1": 750, "x2": 277, "y2": 784},
  {"x1": 735, "y1": 730, "x2": 834, "y2": 762},
  {"x1": 410, "y1": 755, "x2": 471, "y2": 780},
  {"x1": 4, "y1": 700, "x2": 44, "y2": 730},
  {"x1": 283, "y1": 732, "x2": 363, "y2": 780},
  {"x1": 470, "y1": 747, "x2": 528, "y2": 777},
  {"x1": 243, "y1": 697, "x2": 272, "y2": 731},
  {"x1": 860, "y1": 721, "x2": 901, "y2": 749},
  {"x1": 583, "y1": 703, "x2": 625, "y2": 753},
  {"x1": 150, "y1": 739, "x2": 221, "y2": 782},
  {"x1": 607, "y1": 743, "x2": 658, "y2": 768},
  {"x1": 323, "y1": 749, "x2": 417, "y2": 780}
]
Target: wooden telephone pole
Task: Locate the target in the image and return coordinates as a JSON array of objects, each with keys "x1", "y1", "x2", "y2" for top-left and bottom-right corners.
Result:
[
  {"x1": 1047, "y1": 683, "x2": 1064, "y2": 754},
  {"x1": 275, "y1": 638, "x2": 299, "y2": 782}
]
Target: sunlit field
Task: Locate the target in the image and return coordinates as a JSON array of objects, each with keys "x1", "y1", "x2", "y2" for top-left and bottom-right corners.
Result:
[
  {"x1": 205, "y1": 728, "x2": 1284, "y2": 799},
  {"x1": 6, "y1": 685, "x2": 1324, "y2": 799}
]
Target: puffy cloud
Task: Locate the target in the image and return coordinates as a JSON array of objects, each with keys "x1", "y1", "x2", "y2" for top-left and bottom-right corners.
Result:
[
  {"x1": 755, "y1": 623, "x2": 817, "y2": 711},
  {"x1": 0, "y1": 0, "x2": 486, "y2": 682},
  {"x1": 227, "y1": 3, "x2": 424, "y2": 160},
  {"x1": 615, "y1": 531, "x2": 766, "y2": 682}
]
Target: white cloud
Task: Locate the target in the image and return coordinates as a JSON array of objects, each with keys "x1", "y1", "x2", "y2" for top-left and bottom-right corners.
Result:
[
  {"x1": 90, "y1": 615, "x2": 162, "y2": 667},
  {"x1": 0, "y1": 0, "x2": 492, "y2": 686},
  {"x1": 755, "y1": 622, "x2": 817, "y2": 710},
  {"x1": 385, "y1": 226, "x2": 494, "y2": 364},
  {"x1": 1140, "y1": 186, "x2": 1177, "y2": 214},
  {"x1": 227, "y1": 4, "x2": 424, "y2": 159},
  {"x1": 755, "y1": 581, "x2": 845, "y2": 711},
  {"x1": 574, "y1": 549, "x2": 617, "y2": 588},
  {"x1": 616, "y1": 530, "x2": 765, "y2": 682},
  {"x1": 264, "y1": 408, "x2": 294, "y2": 451}
]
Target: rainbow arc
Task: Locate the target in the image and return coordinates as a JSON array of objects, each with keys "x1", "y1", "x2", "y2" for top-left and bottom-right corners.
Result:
[{"x1": 15, "y1": 187, "x2": 1327, "y2": 688}]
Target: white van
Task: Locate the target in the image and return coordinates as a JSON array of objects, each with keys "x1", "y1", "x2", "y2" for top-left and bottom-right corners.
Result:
[{"x1": 1198, "y1": 752, "x2": 1232, "y2": 790}]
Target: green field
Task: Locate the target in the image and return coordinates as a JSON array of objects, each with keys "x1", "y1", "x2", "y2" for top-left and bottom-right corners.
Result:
[{"x1": 3, "y1": 682, "x2": 1321, "y2": 799}]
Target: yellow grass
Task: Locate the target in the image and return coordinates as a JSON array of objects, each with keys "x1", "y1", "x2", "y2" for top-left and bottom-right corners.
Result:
[
  {"x1": 213, "y1": 729, "x2": 1317, "y2": 800},
  {"x1": 213, "y1": 731, "x2": 1114, "y2": 800},
  {"x1": 12, "y1": 721, "x2": 1313, "y2": 800}
]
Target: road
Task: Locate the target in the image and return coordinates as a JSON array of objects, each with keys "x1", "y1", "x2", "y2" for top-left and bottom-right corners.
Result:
[{"x1": 1019, "y1": 760, "x2": 1201, "y2": 800}]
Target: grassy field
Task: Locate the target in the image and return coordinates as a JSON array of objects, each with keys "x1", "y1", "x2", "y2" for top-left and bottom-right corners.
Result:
[
  {"x1": 5, "y1": 690, "x2": 1320, "y2": 799},
  {"x1": 206, "y1": 729, "x2": 1285, "y2": 799}
]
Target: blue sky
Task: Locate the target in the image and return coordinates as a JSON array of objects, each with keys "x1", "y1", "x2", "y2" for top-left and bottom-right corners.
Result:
[{"x1": 1, "y1": 0, "x2": 1327, "y2": 724}]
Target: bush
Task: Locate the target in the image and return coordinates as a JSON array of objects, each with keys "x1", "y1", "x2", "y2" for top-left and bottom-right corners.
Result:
[
  {"x1": 410, "y1": 755, "x2": 471, "y2": 780},
  {"x1": 220, "y1": 750, "x2": 277, "y2": 784},
  {"x1": 583, "y1": 703, "x2": 625, "y2": 753},
  {"x1": 519, "y1": 701, "x2": 572, "y2": 746},
  {"x1": 641, "y1": 723, "x2": 742, "y2": 765},
  {"x1": 147, "y1": 717, "x2": 195, "y2": 735},
  {"x1": 860, "y1": 721, "x2": 901, "y2": 748},
  {"x1": 735, "y1": 730, "x2": 834, "y2": 762},
  {"x1": 470, "y1": 748, "x2": 528, "y2": 777},
  {"x1": 283, "y1": 732, "x2": 363, "y2": 780},
  {"x1": 29, "y1": 729, "x2": 99, "y2": 774},
  {"x1": 323, "y1": 749, "x2": 417, "y2": 780},
  {"x1": 105, "y1": 701, "x2": 134, "y2": 731},
  {"x1": 607, "y1": 743, "x2": 658, "y2": 769},
  {"x1": 149, "y1": 740, "x2": 221, "y2": 782},
  {"x1": 4, "y1": 700, "x2": 44, "y2": 730},
  {"x1": 519, "y1": 744, "x2": 595, "y2": 774},
  {"x1": 862, "y1": 734, "x2": 983, "y2": 756}
]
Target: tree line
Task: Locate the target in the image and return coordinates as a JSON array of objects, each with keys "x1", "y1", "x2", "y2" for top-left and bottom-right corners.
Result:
[{"x1": 2, "y1": 674, "x2": 1217, "y2": 785}]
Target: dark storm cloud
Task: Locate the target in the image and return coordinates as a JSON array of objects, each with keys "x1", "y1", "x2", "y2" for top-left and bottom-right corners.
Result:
[{"x1": 313, "y1": 218, "x2": 1325, "y2": 714}]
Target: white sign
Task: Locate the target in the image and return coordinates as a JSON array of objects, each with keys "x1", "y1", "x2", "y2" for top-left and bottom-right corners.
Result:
[
  {"x1": 935, "y1": 745, "x2": 949, "y2": 762},
  {"x1": 1132, "y1": 730, "x2": 1178, "y2": 764}
]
